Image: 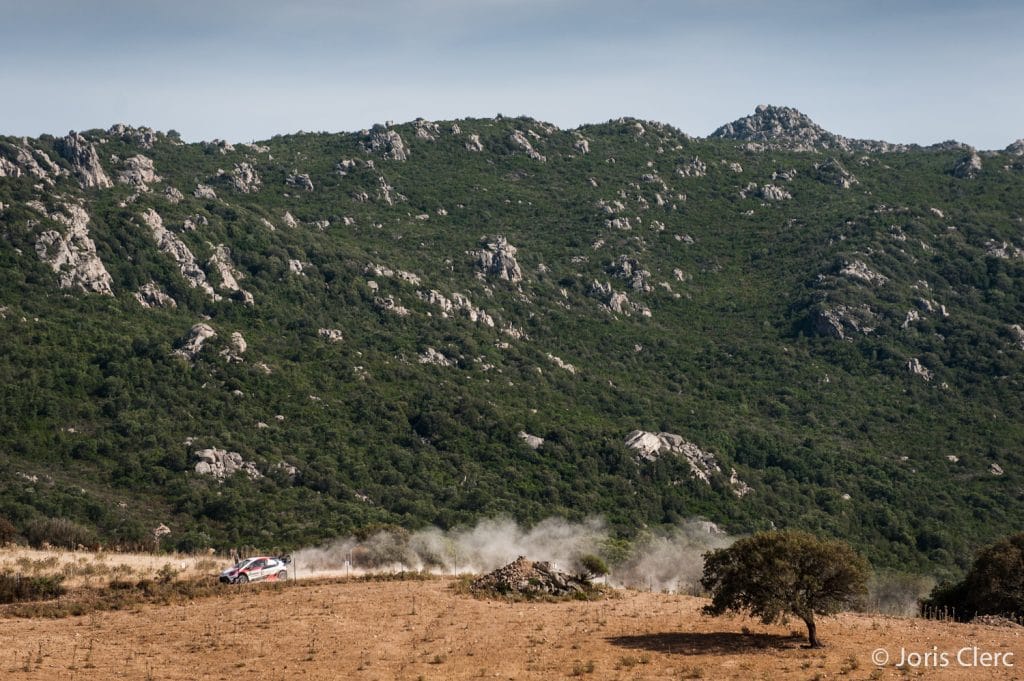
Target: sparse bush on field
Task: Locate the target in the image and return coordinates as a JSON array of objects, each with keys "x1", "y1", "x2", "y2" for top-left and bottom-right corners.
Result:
[
  {"x1": 24, "y1": 517, "x2": 98, "y2": 550},
  {"x1": 0, "y1": 573, "x2": 65, "y2": 604}
]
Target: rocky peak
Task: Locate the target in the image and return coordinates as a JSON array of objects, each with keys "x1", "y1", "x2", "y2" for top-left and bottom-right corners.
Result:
[
  {"x1": 55, "y1": 131, "x2": 112, "y2": 189},
  {"x1": 710, "y1": 105, "x2": 901, "y2": 153},
  {"x1": 1005, "y1": 139, "x2": 1024, "y2": 156},
  {"x1": 361, "y1": 127, "x2": 409, "y2": 161}
]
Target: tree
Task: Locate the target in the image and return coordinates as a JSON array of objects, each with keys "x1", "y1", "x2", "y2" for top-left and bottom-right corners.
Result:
[
  {"x1": 700, "y1": 530, "x2": 869, "y2": 647},
  {"x1": 924, "y1": 532, "x2": 1024, "y2": 621}
]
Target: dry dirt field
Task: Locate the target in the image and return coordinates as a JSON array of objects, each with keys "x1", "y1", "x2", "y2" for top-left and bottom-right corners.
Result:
[{"x1": 2, "y1": 576, "x2": 1022, "y2": 680}]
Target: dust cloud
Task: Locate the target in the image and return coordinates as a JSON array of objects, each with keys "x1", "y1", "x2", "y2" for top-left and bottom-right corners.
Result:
[{"x1": 291, "y1": 516, "x2": 734, "y2": 593}]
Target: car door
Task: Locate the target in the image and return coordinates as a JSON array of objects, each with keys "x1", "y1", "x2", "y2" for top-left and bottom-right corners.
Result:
[{"x1": 248, "y1": 558, "x2": 267, "y2": 581}]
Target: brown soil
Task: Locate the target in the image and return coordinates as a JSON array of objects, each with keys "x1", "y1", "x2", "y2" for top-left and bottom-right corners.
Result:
[{"x1": 0, "y1": 577, "x2": 1020, "y2": 680}]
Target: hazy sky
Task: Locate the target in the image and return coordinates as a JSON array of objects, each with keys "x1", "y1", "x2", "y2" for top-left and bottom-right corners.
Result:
[{"x1": 2, "y1": 0, "x2": 1021, "y2": 148}]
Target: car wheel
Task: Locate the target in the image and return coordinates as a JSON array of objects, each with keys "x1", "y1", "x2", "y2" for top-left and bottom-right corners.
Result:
[
  {"x1": 277, "y1": 570, "x2": 288, "y2": 581},
  {"x1": 236, "y1": 573, "x2": 249, "y2": 584}
]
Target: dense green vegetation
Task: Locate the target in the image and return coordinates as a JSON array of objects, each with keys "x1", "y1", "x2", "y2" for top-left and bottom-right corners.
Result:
[{"x1": 1, "y1": 113, "x2": 1022, "y2": 580}]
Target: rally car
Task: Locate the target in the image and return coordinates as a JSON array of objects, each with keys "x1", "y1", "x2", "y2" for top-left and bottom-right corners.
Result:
[{"x1": 219, "y1": 555, "x2": 291, "y2": 584}]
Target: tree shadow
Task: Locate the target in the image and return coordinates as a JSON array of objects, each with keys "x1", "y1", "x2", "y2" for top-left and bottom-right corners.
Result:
[{"x1": 607, "y1": 631, "x2": 803, "y2": 656}]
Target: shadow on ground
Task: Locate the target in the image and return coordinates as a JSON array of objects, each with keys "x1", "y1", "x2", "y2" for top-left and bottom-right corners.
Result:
[{"x1": 607, "y1": 631, "x2": 803, "y2": 655}]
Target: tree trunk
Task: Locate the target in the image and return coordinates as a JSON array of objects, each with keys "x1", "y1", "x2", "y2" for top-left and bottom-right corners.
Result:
[{"x1": 803, "y1": 616, "x2": 821, "y2": 648}]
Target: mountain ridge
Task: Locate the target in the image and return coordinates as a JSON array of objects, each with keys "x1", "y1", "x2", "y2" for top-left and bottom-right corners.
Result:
[{"x1": 2, "y1": 111, "x2": 1024, "y2": 578}]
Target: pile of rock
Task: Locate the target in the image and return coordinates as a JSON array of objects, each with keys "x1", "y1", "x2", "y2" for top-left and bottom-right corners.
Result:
[{"x1": 470, "y1": 556, "x2": 589, "y2": 597}]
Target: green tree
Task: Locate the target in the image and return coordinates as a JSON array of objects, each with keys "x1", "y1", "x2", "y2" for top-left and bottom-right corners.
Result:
[
  {"x1": 700, "y1": 530, "x2": 869, "y2": 647},
  {"x1": 925, "y1": 532, "x2": 1024, "y2": 621}
]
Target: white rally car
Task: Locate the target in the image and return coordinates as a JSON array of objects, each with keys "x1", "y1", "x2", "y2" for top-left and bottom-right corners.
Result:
[{"x1": 219, "y1": 556, "x2": 290, "y2": 584}]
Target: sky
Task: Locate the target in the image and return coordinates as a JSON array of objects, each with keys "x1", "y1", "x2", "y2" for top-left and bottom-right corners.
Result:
[{"x1": 1, "y1": 0, "x2": 1021, "y2": 149}]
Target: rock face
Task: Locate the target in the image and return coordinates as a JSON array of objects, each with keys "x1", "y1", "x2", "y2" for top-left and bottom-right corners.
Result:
[
  {"x1": 55, "y1": 131, "x2": 112, "y2": 188},
  {"x1": 677, "y1": 157, "x2": 707, "y2": 178},
  {"x1": 1006, "y1": 140, "x2": 1024, "y2": 156},
  {"x1": 141, "y1": 209, "x2": 219, "y2": 299},
  {"x1": 741, "y1": 183, "x2": 792, "y2": 201},
  {"x1": 623, "y1": 430, "x2": 750, "y2": 497},
  {"x1": 465, "y1": 134, "x2": 484, "y2": 152},
  {"x1": 470, "y1": 557, "x2": 590, "y2": 597},
  {"x1": 193, "y1": 448, "x2": 262, "y2": 481},
  {"x1": 473, "y1": 236, "x2": 523, "y2": 282},
  {"x1": 174, "y1": 323, "x2": 216, "y2": 361},
  {"x1": 133, "y1": 281, "x2": 176, "y2": 308},
  {"x1": 117, "y1": 155, "x2": 160, "y2": 188},
  {"x1": 952, "y1": 151, "x2": 982, "y2": 179},
  {"x1": 362, "y1": 127, "x2": 409, "y2": 161},
  {"x1": 710, "y1": 104, "x2": 902, "y2": 153},
  {"x1": 0, "y1": 142, "x2": 62, "y2": 183},
  {"x1": 230, "y1": 162, "x2": 261, "y2": 193},
  {"x1": 546, "y1": 354, "x2": 577, "y2": 374},
  {"x1": 509, "y1": 130, "x2": 546, "y2": 162},
  {"x1": 32, "y1": 204, "x2": 114, "y2": 295}
]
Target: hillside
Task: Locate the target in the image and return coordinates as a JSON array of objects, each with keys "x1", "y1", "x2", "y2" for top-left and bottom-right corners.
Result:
[{"x1": 2, "y1": 107, "x2": 1024, "y2": 576}]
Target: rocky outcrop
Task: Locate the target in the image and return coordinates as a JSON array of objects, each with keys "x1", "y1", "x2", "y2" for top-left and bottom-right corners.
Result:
[
  {"x1": 193, "y1": 448, "x2": 262, "y2": 481},
  {"x1": 840, "y1": 260, "x2": 888, "y2": 285},
  {"x1": 55, "y1": 131, "x2": 112, "y2": 189},
  {"x1": 418, "y1": 347, "x2": 453, "y2": 367},
  {"x1": 509, "y1": 130, "x2": 546, "y2": 162},
  {"x1": 182, "y1": 214, "x2": 207, "y2": 231},
  {"x1": 810, "y1": 305, "x2": 876, "y2": 339},
  {"x1": 361, "y1": 127, "x2": 409, "y2": 161},
  {"x1": 546, "y1": 354, "x2": 577, "y2": 374},
  {"x1": 374, "y1": 295, "x2": 410, "y2": 316},
  {"x1": 413, "y1": 119, "x2": 440, "y2": 141},
  {"x1": 164, "y1": 186, "x2": 184, "y2": 203},
  {"x1": 907, "y1": 357, "x2": 933, "y2": 381},
  {"x1": 588, "y1": 280, "x2": 651, "y2": 317},
  {"x1": 32, "y1": 204, "x2": 114, "y2": 295},
  {"x1": 141, "y1": 209, "x2": 219, "y2": 300},
  {"x1": 318, "y1": 328, "x2": 344, "y2": 343},
  {"x1": 741, "y1": 183, "x2": 791, "y2": 201},
  {"x1": 219, "y1": 331, "x2": 247, "y2": 363},
  {"x1": 194, "y1": 184, "x2": 217, "y2": 200},
  {"x1": 173, "y1": 323, "x2": 216, "y2": 360},
  {"x1": 1009, "y1": 324, "x2": 1024, "y2": 350},
  {"x1": 677, "y1": 157, "x2": 707, "y2": 178},
  {"x1": 465, "y1": 134, "x2": 484, "y2": 152},
  {"x1": 1006, "y1": 140, "x2": 1024, "y2": 156},
  {"x1": 607, "y1": 255, "x2": 652, "y2": 292},
  {"x1": 473, "y1": 236, "x2": 523, "y2": 283},
  {"x1": 624, "y1": 430, "x2": 749, "y2": 495},
  {"x1": 816, "y1": 158, "x2": 858, "y2": 188},
  {"x1": 208, "y1": 244, "x2": 252, "y2": 303},
  {"x1": 286, "y1": 171, "x2": 314, "y2": 192},
  {"x1": 518, "y1": 432, "x2": 544, "y2": 449},
  {"x1": 573, "y1": 136, "x2": 590, "y2": 154},
  {"x1": 108, "y1": 124, "x2": 158, "y2": 149},
  {"x1": 952, "y1": 151, "x2": 982, "y2": 179},
  {"x1": 0, "y1": 142, "x2": 62, "y2": 183},
  {"x1": 133, "y1": 281, "x2": 176, "y2": 308},
  {"x1": 365, "y1": 263, "x2": 421, "y2": 285},
  {"x1": 230, "y1": 162, "x2": 261, "y2": 193},
  {"x1": 417, "y1": 289, "x2": 495, "y2": 327},
  {"x1": 710, "y1": 104, "x2": 904, "y2": 153},
  {"x1": 117, "y1": 155, "x2": 160, "y2": 188}
]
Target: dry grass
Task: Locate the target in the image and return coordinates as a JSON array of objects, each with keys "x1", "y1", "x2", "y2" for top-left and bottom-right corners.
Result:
[
  {"x1": 0, "y1": 547, "x2": 230, "y2": 588},
  {"x1": 0, "y1": 577, "x2": 1019, "y2": 679}
]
